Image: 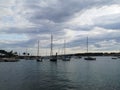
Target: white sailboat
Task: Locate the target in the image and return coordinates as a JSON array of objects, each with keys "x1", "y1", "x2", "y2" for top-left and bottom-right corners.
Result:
[{"x1": 84, "y1": 37, "x2": 96, "y2": 60}]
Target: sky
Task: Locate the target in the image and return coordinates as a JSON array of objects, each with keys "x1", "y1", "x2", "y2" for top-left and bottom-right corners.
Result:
[{"x1": 0, "y1": 0, "x2": 120, "y2": 56}]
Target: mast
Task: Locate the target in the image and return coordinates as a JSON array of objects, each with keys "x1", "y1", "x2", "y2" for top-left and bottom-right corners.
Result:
[
  {"x1": 62, "y1": 39, "x2": 70, "y2": 61},
  {"x1": 64, "y1": 39, "x2": 66, "y2": 55},
  {"x1": 37, "y1": 40, "x2": 39, "y2": 57},
  {"x1": 50, "y1": 35, "x2": 53, "y2": 57},
  {"x1": 84, "y1": 37, "x2": 96, "y2": 60},
  {"x1": 87, "y1": 37, "x2": 88, "y2": 53},
  {"x1": 49, "y1": 34, "x2": 58, "y2": 61}
]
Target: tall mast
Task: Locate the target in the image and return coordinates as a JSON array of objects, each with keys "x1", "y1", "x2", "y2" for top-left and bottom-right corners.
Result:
[
  {"x1": 87, "y1": 37, "x2": 88, "y2": 53},
  {"x1": 37, "y1": 40, "x2": 39, "y2": 57},
  {"x1": 50, "y1": 34, "x2": 53, "y2": 56},
  {"x1": 64, "y1": 39, "x2": 66, "y2": 55}
]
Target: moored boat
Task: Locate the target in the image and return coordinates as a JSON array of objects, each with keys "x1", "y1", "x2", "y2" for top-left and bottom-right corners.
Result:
[
  {"x1": 84, "y1": 56, "x2": 96, "y2": 60},
  {"x1": 1, "y1": 57, "x2": 19, "y2": 62},
  {"x1": 50, "y1": 35, "x2": 57, "y2": 62},
  {"x1": 62, "y1": 39, "x2": 71, "y2": 61},
  {"x1": 36, "y1": 40, "x2": 43, "y2": 62},
  {"x1": 84, "y1": 37, "x2": 96, "y2": 60}
]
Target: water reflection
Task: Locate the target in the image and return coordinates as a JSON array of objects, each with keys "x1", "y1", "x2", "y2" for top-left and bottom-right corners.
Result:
[{"x1": 0, "y1": 57, "x2": 120, "y2": 90}]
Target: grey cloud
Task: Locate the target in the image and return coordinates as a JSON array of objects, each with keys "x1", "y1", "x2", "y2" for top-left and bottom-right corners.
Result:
[
  {"x1": 66, "y1": 25, "x2": 94, "y2": 31},
  {"x1": 12, "y1": 0, "x2": 120, "y2": 35},
  {"x1": 1, "y1": 0, "x2": 120, "y2": 52},
  {"x1": 94, "y1": 14, "x2": 120, "y2": 30},
  {"x1": 63, "y1": 33, "x2": 120, "y2": 49},
  {"x1": 21, "y1": 0, "x2": 119, "y2": 23},
  {"x1": 99, "y1": 22, "x2": 120, "y2": 30},
  {"x1": 4, "y1": 23, "x2": 63, "y2": 35}
]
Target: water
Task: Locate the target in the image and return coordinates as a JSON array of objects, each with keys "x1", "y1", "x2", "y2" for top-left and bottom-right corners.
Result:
[{"x1": 0, "y1": 56, "x2": 120, "y2": 90}]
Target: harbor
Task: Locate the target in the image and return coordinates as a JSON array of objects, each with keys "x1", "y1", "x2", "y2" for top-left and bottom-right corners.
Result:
[
  {"x1": 0, "y1": 0, "x2": 120, "y2": 90},
  {"x1": 0, "y1": 56, "x2": 120, "y2": 90}
]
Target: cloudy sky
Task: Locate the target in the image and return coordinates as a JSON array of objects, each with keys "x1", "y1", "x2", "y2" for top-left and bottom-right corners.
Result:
[{"x1": 0, "y1": 0, "x2": 120, "y2": 55}]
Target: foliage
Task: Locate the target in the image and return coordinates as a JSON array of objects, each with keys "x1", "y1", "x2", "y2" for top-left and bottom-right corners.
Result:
[{"x1": 0, "y1": 50, "x2": 18, "y2": 58}]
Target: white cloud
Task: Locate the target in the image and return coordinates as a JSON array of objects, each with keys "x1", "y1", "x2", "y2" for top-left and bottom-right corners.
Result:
[
  {"x1": 66, "y1": 4, "x2": 120, "y2": 26},
  {"x1": 94, "y1": 39, "x2": 120, "y2": 52},
  {"x1": 0, "y1": 0, "x2": 15, "y2": 6}
]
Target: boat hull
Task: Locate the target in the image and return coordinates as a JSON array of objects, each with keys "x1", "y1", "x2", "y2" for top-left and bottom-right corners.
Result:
[
  {"x1": 50, "y1": 58, "x2": 57, "y2": 61},
  {"x1": 62, "y1": 58, "x2": 70, "y2": 61},
  {"x1": 84, "y1": 57, "x2": 96, "y2": 60},
  {"x1": 37, "y1": 59, "x2": 42, "y2": 62},
  {"x1": 112, "y1": 57, "x2": 117, "y2": 59},
  {"x1": 1, "y1": 58, "x2": 19, "y2": 62}
]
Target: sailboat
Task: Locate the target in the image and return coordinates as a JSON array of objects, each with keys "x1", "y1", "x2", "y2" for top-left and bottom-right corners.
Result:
[
  {"x1": 84, "y1": 37, "x2": 96, "y2": 60},
  {"x1": 111, "y1": 50, "x2": 120, "y2": 59},
  {"x1": 62, "y1": 39, "x2": 70, "y2": 61},
  {"x1": 117, "y1": 50, "x2": 120, "y2": 58},
  {"x1": 112, "y1": 57, "x2": 117, "y2": 59},
  {"x1": 50, "y1": 35, "x2": 57, "y2": 61},
  {"x1": 36, "y1": 40, "x2": 42, "y2": 62}
]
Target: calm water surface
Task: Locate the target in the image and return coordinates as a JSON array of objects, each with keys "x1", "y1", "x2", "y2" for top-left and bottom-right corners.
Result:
[{"x1": 0, "y1": 56, "x2": 120, "y2": 90}]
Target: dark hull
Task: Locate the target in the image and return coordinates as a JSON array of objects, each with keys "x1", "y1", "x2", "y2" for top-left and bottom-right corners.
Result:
[
  {"x1": 37, "y1": 59, "x2": 42, "y2": 62},
  {"x1": 117, "y1": 56, "x2": 120, "y2": 58},
  {"x1": 50, "y1": 58, "x2": 57, "y2": 61},
  {"x1": 62, "y1": 58, "x2": 70, "y2": 61},
  {"x1": 1, "y1": 58, "x2": 19, "y2": 62},
  {"x1": 112, "y1": 57, "x2": 117, "y2": 59},
  {"x1": 84, "y1": 57, "x2": 96, "y2": 60}
]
